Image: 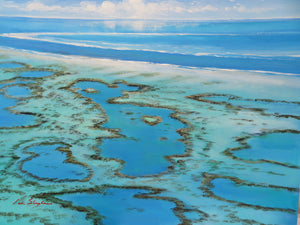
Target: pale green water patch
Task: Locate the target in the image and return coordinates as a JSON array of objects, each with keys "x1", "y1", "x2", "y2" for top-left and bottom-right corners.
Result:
[
  {"x1": 183, "y1": 210, "x2": 204, "y2": 222},
  {"x1": 20, "y1": 71, "x2": 54, "y2": 78},
  {"x1": 234, "y1": 207, "x2": 299, "y2": 225},
  {"x1": 194, "y1": 93, "x2": 300, "y2": 117}
]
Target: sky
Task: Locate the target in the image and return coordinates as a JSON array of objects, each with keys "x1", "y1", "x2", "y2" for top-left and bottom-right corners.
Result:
[{"x1": 0, "y1": 0, "x2": 299, "y2": 20}]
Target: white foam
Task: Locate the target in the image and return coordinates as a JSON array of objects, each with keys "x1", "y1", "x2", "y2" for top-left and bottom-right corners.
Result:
[
  {"x1": 1, "y1": 46, "x2": 299, "y2": 88},
  {"x1": 2, "y1": 32, "x2": 300, "y2": 58}
]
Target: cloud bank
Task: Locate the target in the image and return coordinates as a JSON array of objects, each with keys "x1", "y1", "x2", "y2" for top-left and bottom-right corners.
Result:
[{"x1": 0, "y1": 0, "x2": 299, "y2": 20}]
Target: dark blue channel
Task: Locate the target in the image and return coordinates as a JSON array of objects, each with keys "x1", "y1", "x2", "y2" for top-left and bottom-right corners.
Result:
[{"x1": 1, "y1": 36, "x2": 299, "y2": 74}]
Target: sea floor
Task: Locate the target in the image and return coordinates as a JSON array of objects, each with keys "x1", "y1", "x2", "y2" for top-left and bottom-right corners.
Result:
[{"x1": 0, "y1": 48, "x2": 299, "y2": 225}]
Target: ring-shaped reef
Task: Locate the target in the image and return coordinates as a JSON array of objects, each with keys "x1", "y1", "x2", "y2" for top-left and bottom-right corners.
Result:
[
  {"x1": 0, "y1": 85, "x2": 37, "y2": 128},
  {"x1": 201, "y1": 173, "x2": 298, "y2": 213},
  {"x1": 0, "y1": 61, "x2": 68, "y2": 129},
  {"x1": 224, "y1": 130, "x2": 300, "y2": 169},
  {"x1": 186, "y1": 93, "x2": 300, "y2": 119},
  {"x1": 68, "y1": 79, "x2": 189, "y2": 177},
  {"x1": 35, "y1": 186, "x2": 194, "y2": 225},
  {"x1": 19, "y1": 143, "x2": 92, "y2": 182}
]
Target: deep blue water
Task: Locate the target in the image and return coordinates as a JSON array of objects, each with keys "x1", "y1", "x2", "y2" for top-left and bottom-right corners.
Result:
[
  {"x1": 0, "y1": 17, "x2": 300, "y2": 74},
  {"x1": 36, "y1": 32, "x2": 300, "y2": 56}
]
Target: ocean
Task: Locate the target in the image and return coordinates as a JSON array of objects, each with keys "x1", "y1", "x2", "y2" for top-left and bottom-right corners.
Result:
[{"x1": 0, "y1": 16, "x2": 299, "y2": 225}]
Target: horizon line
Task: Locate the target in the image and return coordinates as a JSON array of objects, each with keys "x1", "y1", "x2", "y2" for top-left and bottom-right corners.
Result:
[{"x1": 1, "y1": 15, "x2": 300, "y2": 22}]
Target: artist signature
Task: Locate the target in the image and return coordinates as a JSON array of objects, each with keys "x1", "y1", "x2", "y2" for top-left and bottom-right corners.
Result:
[{"x1": 12, "y1": 198, "x2": 52, "y2": 206}]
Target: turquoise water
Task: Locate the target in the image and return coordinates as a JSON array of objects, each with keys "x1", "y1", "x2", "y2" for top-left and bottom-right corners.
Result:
[
  {"x1": 1, "y1": 17, "x2": 299, "y2": 35},
  {"x1": 21, "y1": 144, "x2": 90, "y2": 181},
  {"x1": 5, "y1": 86, "x2": 31, "y2": 98},
  {"x1": 0, "y1": 62, "x2": 24, "y2": 69},
  {"x1": 211, "y1": 178, "x2": 299, "y2": 224},
  {"x1": 1, "y1": 36, "x2": 299, "y2": 74},
  {"x1": 57, "y1": 188, "x2": 179, "y2": 225},
  {"x1": 212, "y1": 178, "x2": 299, "y2": 211},
  {"x1": 75, "y1": 81, "x2": 185, "y2": 176},
  {"x1": 201, "y1": 94, "x2": 300, "y2": 117},
  {"x1": 20, "y1": 70, "x2": 54, "y2": 78},
  {"x1": 0, "y1": 16, "x2": 299, "y2": 225},
  {"x1": 0, "y1": 93, "x2": 35, "y2": 127},
  {"x1": 1, "y1": 17, "x2": 300, "y2": 74}
]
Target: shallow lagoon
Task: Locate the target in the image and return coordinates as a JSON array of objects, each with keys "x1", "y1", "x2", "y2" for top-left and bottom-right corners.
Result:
[
  {"x1": 233, "y1": 133, "x2": 300, "y2": 166},
  {"x1": 197, "y1": 94, "x2": 300, "y2": 118},
  {"x1": 212, "y1": 178, "x2": 298, "y2": 211},
  {"x1": 74, "y1": 81, "x2": 186, "y2": 176},
  {"x1": 0, "y1": 62, "x2": 24, "y2": 69},
  {"x1": 5, "y1": 85, "x2": 31, "y2": 98},
  {"x1": 20, "y1": 70, "x2": 54, "y2": 78},
  {"x1": 21, "y1": 144, "x2": 90, "y2": 181},
  {"x1": 0, "y1": 51, "x2": 298, "y2": 225},
  {"x1": 0, "y1": 93, "x2": 36, "y2": 127},
  {"x1": 57, "y1": 188, "x2": 179, "y2": 225}
]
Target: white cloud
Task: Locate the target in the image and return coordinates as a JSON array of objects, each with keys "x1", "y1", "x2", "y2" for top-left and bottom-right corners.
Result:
[
  {"x1": 101, "y1": 1, "x2": 117, "y2": 15},
  {"x1": 226, "y1": 4, "x2": 272, "y2": 14},
  {"x1": 0, "y1": 0, "x2": 224, "y2": 19},
  {"x1": 0, "y1": 0, "x2": 299, "y2": 19},
  {"x1": 197, "y1": 5, "x2": 218, "y2": 12},
  {"x1": 26, "y1": 1, "x2": 62, "y2": 11}
]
